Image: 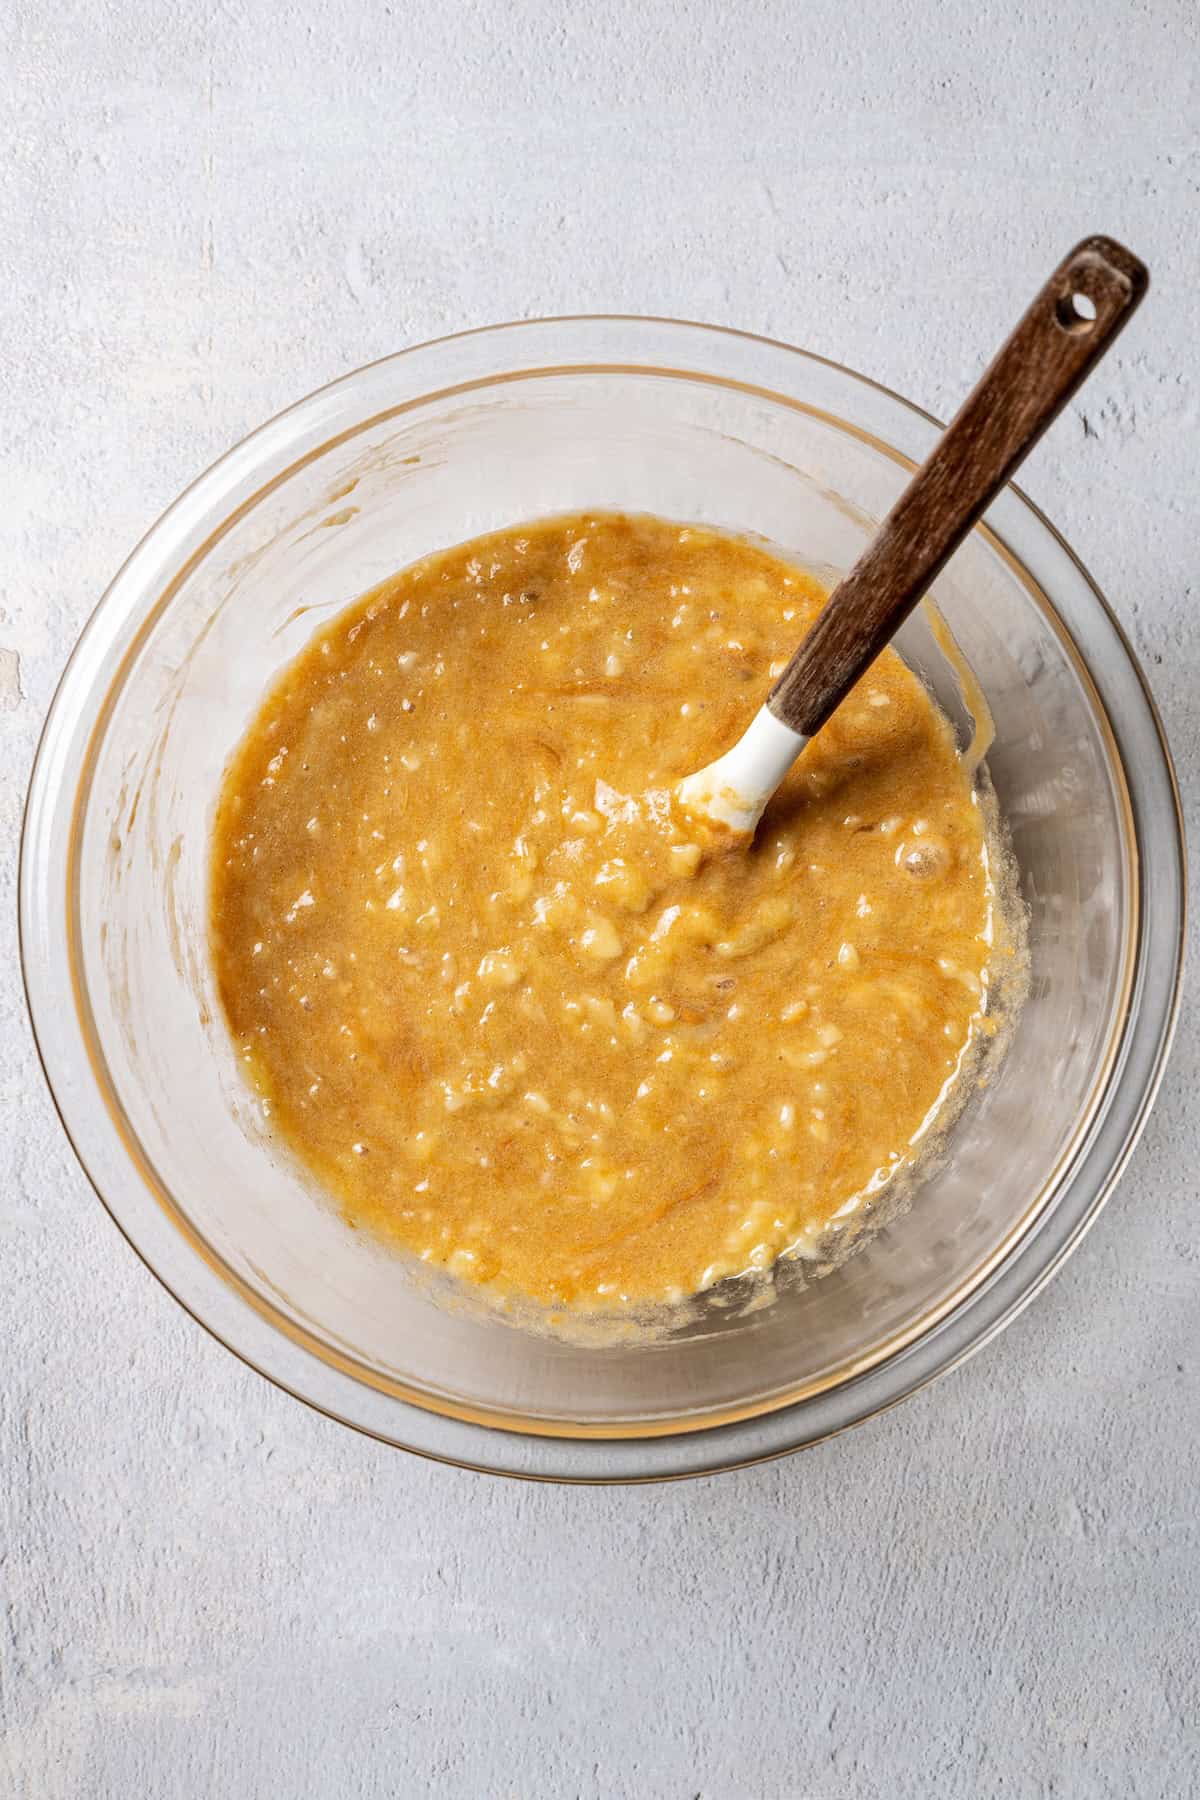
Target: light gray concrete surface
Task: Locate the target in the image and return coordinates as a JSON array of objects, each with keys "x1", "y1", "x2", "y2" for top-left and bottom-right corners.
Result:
[{"x1": 3, "y1": 2, "x2": 1198, "y2": 1794}]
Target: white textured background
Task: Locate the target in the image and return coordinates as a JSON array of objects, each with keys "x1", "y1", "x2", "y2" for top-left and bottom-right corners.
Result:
[{"x1": 3, "y1": 3, "x2": 1198, "y2": 1795}]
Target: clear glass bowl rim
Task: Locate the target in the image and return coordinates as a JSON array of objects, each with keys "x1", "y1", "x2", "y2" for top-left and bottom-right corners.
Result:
[{"x1": 19, "y1": 314, "x2": 1187, "y2": 1483}]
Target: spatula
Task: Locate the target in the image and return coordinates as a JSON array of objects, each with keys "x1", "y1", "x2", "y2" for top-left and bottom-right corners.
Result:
[{"x1": 677, "y1": 235, "x2": 1148, "y2": 834}]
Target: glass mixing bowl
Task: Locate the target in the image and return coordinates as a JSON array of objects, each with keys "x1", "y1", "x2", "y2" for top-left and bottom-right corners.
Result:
[{"x1": 21, "y1": 318, "x2": 1185, "y2": 1481}]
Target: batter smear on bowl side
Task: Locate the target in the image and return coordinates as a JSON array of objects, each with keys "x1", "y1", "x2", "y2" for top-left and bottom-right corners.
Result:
[{"x1": 211, "y1": 513, "x2": 1012, "y2": 1312}]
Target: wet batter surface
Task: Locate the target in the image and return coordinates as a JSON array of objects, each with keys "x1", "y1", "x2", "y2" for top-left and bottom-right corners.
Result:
[{"x1": 211, "y1": 514, "x2": 1000, "y2": 1311}]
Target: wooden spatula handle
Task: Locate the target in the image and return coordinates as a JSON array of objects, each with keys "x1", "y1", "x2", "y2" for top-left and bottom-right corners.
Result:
[{"x1": 767, "y1": 235, "x2": 1148, "y2": 738}]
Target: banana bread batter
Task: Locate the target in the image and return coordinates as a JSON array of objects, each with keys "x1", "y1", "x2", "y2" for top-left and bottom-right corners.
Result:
[{"x1": 211, "y1": 514, "x2": 999, "y2": 1310}]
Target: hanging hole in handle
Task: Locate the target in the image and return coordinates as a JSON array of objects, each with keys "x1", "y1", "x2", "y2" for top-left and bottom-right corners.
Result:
[{"x1": 1056, "y1": 289, "x2": 1099, "y2": 334}]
